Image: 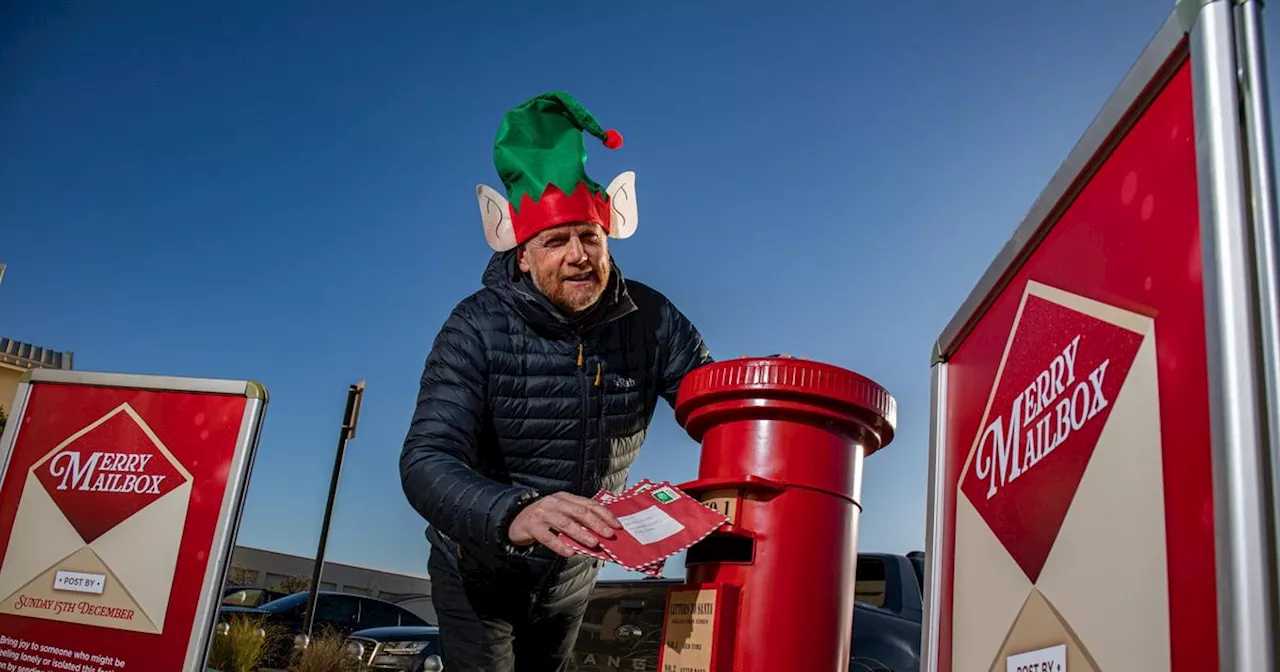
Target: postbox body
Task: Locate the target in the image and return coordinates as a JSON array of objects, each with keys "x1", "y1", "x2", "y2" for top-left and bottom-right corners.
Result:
[{"x1": 659, "y1": 357, "x2": 896, "y2": 672}]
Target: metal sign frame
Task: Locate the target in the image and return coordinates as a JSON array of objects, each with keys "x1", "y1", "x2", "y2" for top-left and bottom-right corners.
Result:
[
  {"x1": 922, "y1": 1, "x2": 1278, "y2": 670},
  {"x1": 0, "y1": 368, "x2": 268, "y2": 672}
]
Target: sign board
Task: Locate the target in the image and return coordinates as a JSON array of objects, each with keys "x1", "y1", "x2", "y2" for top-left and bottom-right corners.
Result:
[
  {"x1": 923, "y1": 3, "x2": 1278, "y2": 672},
  {"x1": 0, "y1": 369, "x2": 267, "y2": 671},
  {"x1": 657, "y1": 584, "x2": 737, "y2": 672}
]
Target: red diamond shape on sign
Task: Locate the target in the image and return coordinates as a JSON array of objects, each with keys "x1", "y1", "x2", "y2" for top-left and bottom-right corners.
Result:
[
  {"x1": 35, "y1": 405, "x2": 186, "y2": 544},
  {"x1": 961, "y1": 292, "x2": 1144, "y2": 583}
]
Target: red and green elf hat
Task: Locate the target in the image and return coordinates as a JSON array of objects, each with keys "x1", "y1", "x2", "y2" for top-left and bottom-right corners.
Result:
[{"x1": 475, "y1": 91, "x2": 639, "y2": 251}]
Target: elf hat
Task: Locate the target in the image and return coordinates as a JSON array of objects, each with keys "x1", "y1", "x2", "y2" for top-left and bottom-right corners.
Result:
[{"x1": 476, "y1": 91, "x2": 639, "y2": 251}]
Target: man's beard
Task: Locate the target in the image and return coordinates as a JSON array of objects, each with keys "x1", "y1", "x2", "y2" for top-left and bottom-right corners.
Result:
[{"x1": 530, "y1": 258, "x2": 612, "y2": 316}]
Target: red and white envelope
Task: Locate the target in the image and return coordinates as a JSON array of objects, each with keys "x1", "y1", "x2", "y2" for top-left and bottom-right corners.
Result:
[
  {"x1": 556, "y1": 480, "x2": 727, "y2": 576},
  {"x1": 558, "y1": 479, "x2": 654, "y2": 564},
  {"x1": 592, "y1": 480, "x2": 666, "y2": 576}
]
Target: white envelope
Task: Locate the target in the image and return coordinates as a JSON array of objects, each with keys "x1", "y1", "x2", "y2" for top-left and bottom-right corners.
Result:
[{"x1": 0, "y1": 402, "x2": 193, "y2": 634}]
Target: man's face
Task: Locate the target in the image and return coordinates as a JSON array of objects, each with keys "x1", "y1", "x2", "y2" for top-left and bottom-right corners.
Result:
[{"x1": 518, "y1": 221, "x2": 611, "y2": 315}]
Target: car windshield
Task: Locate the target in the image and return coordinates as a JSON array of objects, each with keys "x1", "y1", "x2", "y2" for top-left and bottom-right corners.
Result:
[{"x1": 256, "y1": 593, "x2": 306, "y2": 613}]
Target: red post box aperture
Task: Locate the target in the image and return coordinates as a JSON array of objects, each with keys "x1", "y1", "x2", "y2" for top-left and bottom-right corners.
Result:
[{"x1": 660, "y1": 356, "x2": 897, "y2": 672}]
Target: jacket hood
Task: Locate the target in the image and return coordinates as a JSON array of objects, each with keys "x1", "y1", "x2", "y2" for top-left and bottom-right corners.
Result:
[{"x1": 480, "y1": 249, "x2": 636, "y2": 337}]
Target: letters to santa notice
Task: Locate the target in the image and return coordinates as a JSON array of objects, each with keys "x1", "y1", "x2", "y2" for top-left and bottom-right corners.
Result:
[{"x1": 661, "y1": 588, "x2": 717, "y2": 672}]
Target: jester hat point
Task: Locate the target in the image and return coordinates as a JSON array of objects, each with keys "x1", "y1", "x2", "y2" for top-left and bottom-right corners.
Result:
[{"x1": 476, "y1": 91, "x2": 638, "y2": 251}]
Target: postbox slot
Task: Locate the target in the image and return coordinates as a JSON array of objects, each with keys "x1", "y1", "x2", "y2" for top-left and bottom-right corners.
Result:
[{"x1": 685, "y1": 532, "x2": 755, "y2": 565}]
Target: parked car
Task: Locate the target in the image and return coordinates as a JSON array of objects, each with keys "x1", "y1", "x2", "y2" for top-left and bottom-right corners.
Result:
[
  {"x1": 217, "y1": 590, "x2": 430, "y2": 668},
  {"x1": 342, "y1": 552, "x2": 924, "y2": 671},
  {"x1": 344, "y1": 625, "x2": 443, "y2": 671},
  {"x1": 848, "y1": 552, "x2": 924, "y2": 672},
  {"x1": 220, "y1": 585, "x2": 288, "y2": 608}
]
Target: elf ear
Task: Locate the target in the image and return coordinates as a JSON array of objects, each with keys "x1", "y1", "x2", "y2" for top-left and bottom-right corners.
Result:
[
  {"x1": 477, "y1": 184, "x2": 516, "y2": 251},
  {"x1": 606, "y1": 171, "x2": 638, "y2": 239}
]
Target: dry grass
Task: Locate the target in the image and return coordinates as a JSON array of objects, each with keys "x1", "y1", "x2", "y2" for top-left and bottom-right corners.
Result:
[
  {"x1": 206, "y1": 614, "x2": 274, "y2": 672},
  {"x1": 287, "y1": 627, "x2": 361, "y2": 672}
]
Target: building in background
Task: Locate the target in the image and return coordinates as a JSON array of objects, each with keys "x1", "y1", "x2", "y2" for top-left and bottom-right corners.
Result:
[
  {"x1": 0, "y1": 263, "x2": 76, "y2": 418},
  {"x1": 227, "y1": 545, "x2": 435, "y2": 623},
  {"x1": 0, "y1": 338, "x2": 76, "y2": 416}
]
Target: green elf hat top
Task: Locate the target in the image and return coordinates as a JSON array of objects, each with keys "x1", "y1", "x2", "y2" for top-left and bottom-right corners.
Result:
[{"x1": 476, "y1": 91, "x2": 639, "y2": 251}]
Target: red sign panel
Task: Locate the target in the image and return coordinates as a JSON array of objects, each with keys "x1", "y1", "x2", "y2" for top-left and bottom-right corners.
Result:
[
  {"x1": 0, "y1": 378, "x2": 259, "y2": 671},
  {"x1": 936, "y1": 57, "x2": 1219, "y2": 671}
]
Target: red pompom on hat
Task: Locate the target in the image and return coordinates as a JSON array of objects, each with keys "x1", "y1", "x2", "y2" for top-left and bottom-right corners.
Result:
[{"x1": 603, "y1": 129, "x2": 623, "y2": 149}]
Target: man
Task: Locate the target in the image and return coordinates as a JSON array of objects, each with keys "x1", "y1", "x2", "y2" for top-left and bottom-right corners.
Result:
[{"x1": 400, "y1": 91, "x2": 713, "y2": 672}]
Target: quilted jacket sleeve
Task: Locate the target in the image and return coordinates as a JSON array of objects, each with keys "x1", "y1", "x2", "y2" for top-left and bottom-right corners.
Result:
[
  {"x1": 400, "y1": 305, "x2": 539, "y2": 554},
  {"x1": 659, "y1": 295, "x2": 714, "y2": 407}
]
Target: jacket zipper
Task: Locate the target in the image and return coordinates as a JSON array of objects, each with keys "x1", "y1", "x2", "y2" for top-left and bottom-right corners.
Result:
[
  {"x1": 594, "y1": 361, "x2": 605, "y2": 490},
  {"x1": 572, "y1": 342, "x2": 607, "y2": 496},
  {"x1": 574, "y1": 341, "x2": 589, "y2": 495}
]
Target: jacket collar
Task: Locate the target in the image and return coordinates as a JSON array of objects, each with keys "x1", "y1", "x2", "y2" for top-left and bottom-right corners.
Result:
[{"x1": 481, "y1": 250, "x2": 637, "y2": 338}]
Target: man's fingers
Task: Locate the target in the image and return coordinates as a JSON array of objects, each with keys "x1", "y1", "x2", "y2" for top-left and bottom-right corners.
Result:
[
  {"x1": 517, "y1": 490, "x2": 640, "y2": 559},
  {"x1": 574, "y1": 506, "x2": 619, "y2": 537},
  {"x1": 533, "y1": 528, "x2": 575, "y2": 558},
  {"x1": 551, "y1": 496, "x2": 619, "y2": 536},
  {"x1": 556, "y1": 502, "x2": 613, "y2": 538},
  {"x1": 556, "y1": 493, "x2": 622, "y2": 529},
  {"x1": 549, "y1": 513, "x2": 600, "y2": 548},
  {"x1": 586, "y1": 500, "x2": 622, "y2": 529}
]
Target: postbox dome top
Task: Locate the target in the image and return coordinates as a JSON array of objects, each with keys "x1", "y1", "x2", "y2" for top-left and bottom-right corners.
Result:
[{"x1": 674, "y1": 356, "x2": 897, "y2": 451}]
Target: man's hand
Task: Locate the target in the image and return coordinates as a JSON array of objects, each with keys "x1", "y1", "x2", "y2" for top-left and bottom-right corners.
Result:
[{"x1": 508, "y1": 492, "x2": 623, "y2": 558}]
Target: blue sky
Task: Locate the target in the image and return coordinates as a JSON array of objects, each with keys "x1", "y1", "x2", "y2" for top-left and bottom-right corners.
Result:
[{"x1": 3, "y1": 0, "x2": 1271, "y2": 581}]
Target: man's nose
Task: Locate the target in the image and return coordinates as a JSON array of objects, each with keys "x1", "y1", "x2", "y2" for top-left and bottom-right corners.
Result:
[{"x1": 565, "y1": 237, "x2": 587, "y2": 262}]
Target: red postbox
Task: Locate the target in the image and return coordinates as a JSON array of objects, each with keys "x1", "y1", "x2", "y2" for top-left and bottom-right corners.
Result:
[{"x1": 656, "y1": 356, "x2": 897, "y2": 672}]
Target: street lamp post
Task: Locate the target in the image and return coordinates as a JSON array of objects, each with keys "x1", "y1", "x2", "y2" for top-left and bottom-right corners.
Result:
[{"x1": 302, "y1": 380, "x2": 365, "y2": 640}]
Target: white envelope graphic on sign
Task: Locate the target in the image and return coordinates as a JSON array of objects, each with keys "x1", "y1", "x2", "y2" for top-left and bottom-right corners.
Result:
[{"x1": 0, "y1": 402, "x2": 193, "y2": 634}]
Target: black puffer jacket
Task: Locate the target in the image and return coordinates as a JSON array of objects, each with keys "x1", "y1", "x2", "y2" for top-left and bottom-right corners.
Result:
[{"x1": 400, "y1": 249, "x2": 712, "y2": 586}]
